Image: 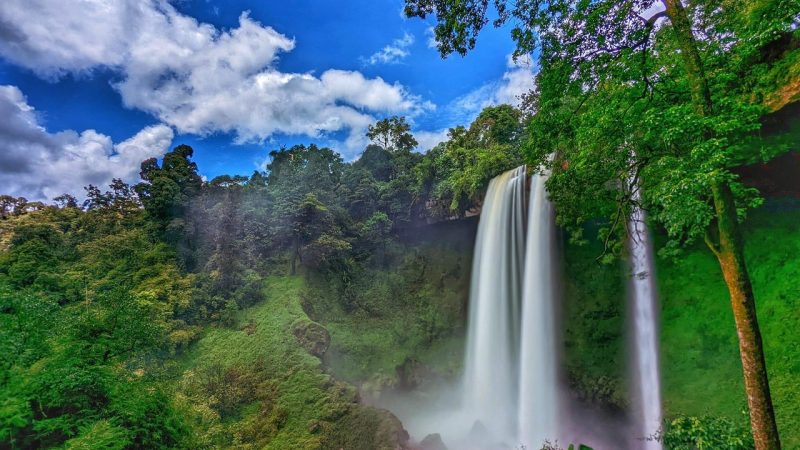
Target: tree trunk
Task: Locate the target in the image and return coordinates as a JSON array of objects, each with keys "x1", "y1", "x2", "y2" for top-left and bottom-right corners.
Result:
[
  {"x1": 709, "y1": 182, "x2": 781, "y2": 450},
  {"x1": 661, "y1": 1, "x2": 781, "y2": 448},
  {"x1": 290, "y1": 238, "x2": 299, "y2": 275}
]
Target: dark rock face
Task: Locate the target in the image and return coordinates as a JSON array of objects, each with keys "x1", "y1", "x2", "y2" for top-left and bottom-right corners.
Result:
[
  {"x1": 373, "y1": 408, "x2": 411, "y2": 450},
  {"x1": 395, "y1": 357, "x2": 434, "y2": 390},
  {"x1": 736, "y1": 150, "x2": 800, "y2": 198},
  {"x1": 419, "y1": 433, "x2": 448, "y2": 450},
  {"x1": 321, "y1": 405, "x2": 411, "y2": 450},
  {"x1": 292, "y1": 320, "x2": 330, "y2": 358}
]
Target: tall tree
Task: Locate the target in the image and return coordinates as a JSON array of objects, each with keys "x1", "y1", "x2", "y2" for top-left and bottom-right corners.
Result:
[
  {"x1": 135, "y1": 145, "x2": 203, "y2": 265},
  {"x1": 405, "y1": 0, "x2": 797, "y2": 447},
  {"x1": 366, "y1": 116, "x2": 419, "y2": 153},
  {"x1": 135, "y1": 144, "x2": 202, "y2": 225}
]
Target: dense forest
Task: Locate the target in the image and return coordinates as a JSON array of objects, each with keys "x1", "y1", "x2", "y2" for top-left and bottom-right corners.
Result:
[
  {"x1": 0, "y1": 107, "x2": 528, "y2": 449},
  {"x1": 1, "y1": 0, "x2": 799, "y2": 449}
]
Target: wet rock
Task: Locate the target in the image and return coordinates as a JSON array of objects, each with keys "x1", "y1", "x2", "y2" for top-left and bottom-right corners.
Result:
[
  {"x1": 467, "y1": 421, "x2": 491, "y2": 448},
  {"x1": 395, "y1": 357, "x2": 434, "y2": 390},
  {"x1": 419, "y1": 433, "x2": 448, "y2": 450},
  {"x1": 292, "y1": 320, "x2": 330, "y2": 357},
  {"x1": 373, "y1": 408, "x2": 410, "y2": 450}
]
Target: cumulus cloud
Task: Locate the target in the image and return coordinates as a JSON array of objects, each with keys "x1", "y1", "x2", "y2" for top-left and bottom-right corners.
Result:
[
  {"x1": 414, "y1": 128, "x2": 450, "y2": 152},
  {"x1": 0, "y1": 85, "x2": 173, "y2": 201},
  {"x1": 364, "y1": 32, "x2": 415, "y2": 65},
  {"x1": 449, "y1": 54, "x2": 536, "y2": 123},
  {"x1": 0, "y1": 1, "x2": 133, "y2": 77},
  {"x1": 0, "y1": 1, "x2": 431, "y2": 158}
]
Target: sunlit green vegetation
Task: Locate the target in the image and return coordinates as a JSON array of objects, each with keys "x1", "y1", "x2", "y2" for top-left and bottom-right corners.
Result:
[{"x1": 2, "y1": 0, "x2": 800, "y2": 445}]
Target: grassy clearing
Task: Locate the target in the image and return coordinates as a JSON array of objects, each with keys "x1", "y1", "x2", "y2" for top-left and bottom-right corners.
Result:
[
  {"x1": 658, "y1": 202, "x2": 800, "y2": 448},
  {"x1": 177, "y1": 276, "x2": 331, "y2": 449},
  {"x1": 174, "y1": 276, "x2": 404, "y2": 450}
]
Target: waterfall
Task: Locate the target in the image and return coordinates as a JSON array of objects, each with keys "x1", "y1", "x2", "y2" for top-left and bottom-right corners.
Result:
[
  {"x1": 518, "y1": 170, "x2": 559, "y2": 448},
  {"x1": 462, "y1": 165, "x2": 526, "y2": 442},
  {"x1": 462, "y1": 166, "x2": 559, "y2": 448},
  {"x1": 457, "y1": 165, "x2": 662, "y2": 449},
  {"x1": 628, "y1": 194, "x2": 663, "y2": 449}
]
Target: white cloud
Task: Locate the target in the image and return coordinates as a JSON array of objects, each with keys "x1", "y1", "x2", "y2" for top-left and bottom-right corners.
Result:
[
  {"x1": 0, "y1": 1, "x2": 431, "y2": 159},
  {"x1": 364, "y1": 32, "x2": 415, "y2": 65},
  {"x1": 0, "y1": 85, "x2": 173, "y2": 201},
  {"x1": 425, "y1": 27, "x2": 438, "y2": 49},
  {"x1": 450, "y1": 54, "x2": 536, "y2": 120},
  {"x1": 496, "y1": 54, "x2": 536, "y2": 105},
  {"x1": 415, "y1": 128, "x2": 450, "y2": 152},
  {"x1": 0, "y1": 1, "x2": 132, "y2": 78}
]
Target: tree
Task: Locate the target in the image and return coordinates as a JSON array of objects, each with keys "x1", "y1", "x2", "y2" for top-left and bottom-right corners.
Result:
[
  {"x1": 405, "y1": 0, "x2": 796, "y2": 447},
  {"x1": 52, "y1": 194, "x2": 78, "y2": 209},
  {"x1": 135, "y1": 145, "x2": 203, "y2": 266},
  {"x1": 366, "y1": 116, "x2": 419, "y2": 153},
  {"x1": 135, "y1": 144, "x2": 202, "y2": 225},
  {"x1": 0, "y1": 196, "x2": 33, "y2": 218},
  {"x1": 290, "y1": 193, "x2": 345, "y2": 274},
  {"x1": 418, "y1": 105, "x2": 524, "y2": 213},
  {"x1": 354, "y1": 145, "x2": 394, "y2": 182},
  {"x1": 83, "y1": 179, "x2": 140, "y2": 216}
]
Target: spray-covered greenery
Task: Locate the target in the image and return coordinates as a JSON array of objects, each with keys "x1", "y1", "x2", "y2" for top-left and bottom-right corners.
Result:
[
  {"x1": 560, "y1": 203, "x2": 800, "y2": 448},
  {"x1": 0, "y1": 105, "x2": 527, "y2": 449}
]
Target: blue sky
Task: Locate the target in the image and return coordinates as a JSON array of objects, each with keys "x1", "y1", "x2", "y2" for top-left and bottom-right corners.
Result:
[{"x1": 0, "y1": 0, "x2": 534, "y2": 200}]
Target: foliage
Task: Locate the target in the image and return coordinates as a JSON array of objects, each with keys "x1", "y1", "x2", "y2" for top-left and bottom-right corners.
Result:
[
  {"x1": 417, "y1": 105, "x2": 525, "y2": 214},
  {"x1": 175, "y1": 276, "x2": 408, "y2": 450},
  {"x1": 562, "y1": 203, "x2": 800, "y2": 447},
  {"x1": 1, "y1": 42, "x2": 799, "y2": 446},
  {"x1": 662, "y1": 415, "x2": 754, "y2": 449},
  {"x1": 405, "y1": 2, "x2": 796, "y2": 446},
  {"x1": 366, "y1": 116, "x2": 418, "y2": 153}
]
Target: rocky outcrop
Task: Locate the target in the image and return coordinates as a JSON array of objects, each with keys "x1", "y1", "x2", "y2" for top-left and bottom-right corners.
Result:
[
  {"x1": 419, "y1": 433, "x2": 448, "y2": 450},
  {"x1": 292, "y1": 319, "x2": 330, "y2": 358},
  {"x1": 395, "y1": 357, "x2": 435, "y2": 390},
  {"x1": 321, "y1": 405, "x2": 410, "y2": 450}
]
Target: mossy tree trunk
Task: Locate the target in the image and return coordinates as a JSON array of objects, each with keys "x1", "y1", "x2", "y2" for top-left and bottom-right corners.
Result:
[{"x1": 662, "y1": 1, "x2": 781, "y2": 448}]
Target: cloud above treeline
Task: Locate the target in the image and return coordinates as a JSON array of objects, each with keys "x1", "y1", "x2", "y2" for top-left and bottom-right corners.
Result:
[
  {"x1": 0, "y1": 0, "x2": 432, "y2": 148},
  {"x1": 0, "y1": 0, "x2": 440, "y2": 199},
  {"x1": 452, "y1": 55, "x2": 536, "y2": 116},
  {"x1": 0, "y1": 0, "x2": 536, "y2": 199},
  {"x1": 0, "y1": 86, "x2": 173, "y2": 201}
]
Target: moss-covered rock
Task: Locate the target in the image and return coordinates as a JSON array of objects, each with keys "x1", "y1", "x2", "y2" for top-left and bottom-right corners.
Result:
[
  {"x1": 321, "y1": 405, "x2": 410, "y2": 450},
  {"x1": 395, "y1": 357, "x2": 434, "y2": 390},
  {"x1": 292, "y1": 319, "x2": 331, "y2": 358}
]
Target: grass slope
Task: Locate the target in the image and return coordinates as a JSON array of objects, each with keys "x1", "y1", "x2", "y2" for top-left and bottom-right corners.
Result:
[
  {"x1": 560, "y1": 202, "x2": 800, "y2": 446},
  {"x1": 175, "y1": 276, "x2": 404, "y2": 450},
  {"x1": 658, "y1": 202, "x2": 800, "y2": 448}
]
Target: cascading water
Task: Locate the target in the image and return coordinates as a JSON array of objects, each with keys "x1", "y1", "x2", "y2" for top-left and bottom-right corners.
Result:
[
  {"x1": 518, "y1": 169, "x2": 559, "y2": 448},
  {"x1": 462, "y1": 165, "x2": 559, "y2": 448},
  {"x1": 462, "y1": 166, "x2": 527, "y2": 443},
  {"x1": 628, "y1": 193, "x2": 663, "y2": 449},
  {"x1": 391, "y1": 165, "x2": 663, "y2": 450}
]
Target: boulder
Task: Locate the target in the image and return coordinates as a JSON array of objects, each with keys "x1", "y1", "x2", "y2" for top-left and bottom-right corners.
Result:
[
  {"x1": 292, "y1": 320, "x2": 330, "y2": 358},
  {"x1": 419, "y1": 433, "x2": 448, "y2": 450},
  {"x1": 395, "y1": 357, "x2": 433, "y2": 390}
]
